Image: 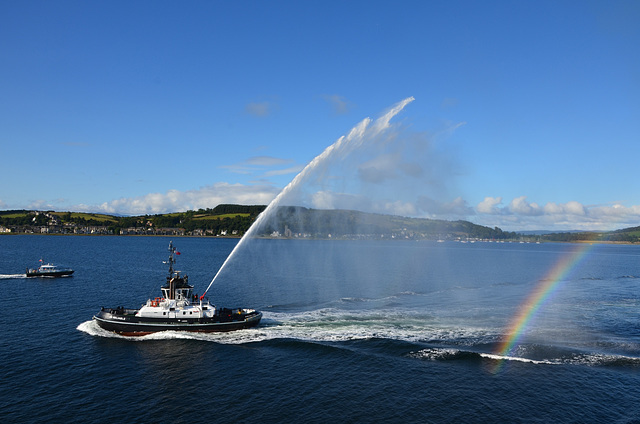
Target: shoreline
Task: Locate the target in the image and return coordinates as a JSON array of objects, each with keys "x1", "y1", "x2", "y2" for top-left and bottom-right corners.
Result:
[{"x1": 1, "y1": 232, "x2": 637, "y2": 244}]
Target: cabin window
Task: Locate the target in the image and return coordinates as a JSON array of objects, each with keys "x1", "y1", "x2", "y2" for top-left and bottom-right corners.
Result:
[
  {"x1": 183, "y1": 312, "x2": 186, "y2": 315},
  {"x1": 163, "y1": 312, "x2": 166, "y2": 315}
]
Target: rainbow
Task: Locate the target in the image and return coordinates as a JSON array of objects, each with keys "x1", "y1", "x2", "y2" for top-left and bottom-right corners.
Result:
[{"x1": 493, "y1": 242, "x2": 596, "y2": 370}]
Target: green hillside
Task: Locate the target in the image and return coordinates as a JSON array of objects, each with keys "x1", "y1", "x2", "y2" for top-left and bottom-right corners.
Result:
[
  {"x1": 255, "y1": 206, "x2": 516, "y2": 240},
  {"x1": 0, "y1": 205, "x2": 516, "y2": 239}
]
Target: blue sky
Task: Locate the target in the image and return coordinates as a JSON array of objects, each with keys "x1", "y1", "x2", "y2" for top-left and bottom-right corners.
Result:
[{"x1": 1, "y1": 0, "x2": 639, "y2": 231}]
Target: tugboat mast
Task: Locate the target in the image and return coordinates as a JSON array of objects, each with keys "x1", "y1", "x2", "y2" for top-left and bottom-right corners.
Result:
[{"x1": 167, "y1": 241, "x2": 177, "y2": 276}]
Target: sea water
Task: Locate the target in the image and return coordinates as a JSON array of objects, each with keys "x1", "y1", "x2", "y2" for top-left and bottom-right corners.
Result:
[{"x1": 1, "y1": 235, "x2": 639, "y2": 423}]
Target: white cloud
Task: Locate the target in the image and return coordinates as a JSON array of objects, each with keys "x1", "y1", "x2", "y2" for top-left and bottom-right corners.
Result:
[
  {"x1": 221, "y1": 155, "x2": 302, "y2": 179},
  {"x1": 565, "y1": 201, "x2": 587, "y2": 216},
  {"x1": 78, "y1": 183, "x2": 280, "y2": 216},
  {"x1": 27, "y1": 199, "x2": 57, "y2": 210},
  {"x1": 509, "y1": 196, "x2": 542, "y2": 216},
  {"x1": 322, "y1": 94, "x2": 352, "y2": 115},
  {"x1": 381, "y1": 200, "x2": 418, "y2": 217},
  {"x1": 477, "y1": 197, "x2": 502, "y2": 214},
  {"x1": 245, "y1": 101, "x2": 277, "y2": 117},
  {"x1": 542, "y1": 202, "x2": 563, "y2": 215},
  {"x1": 473, "y1": 196, "x2": 640, "y2": 231},
  {"x1": 263, "y1": 165, "x2": 305, "y2": 177},
  {"x1": 444, "y1": 197, "x2": 474, "y2": 216},
  {"x1": 311, "y1": 191, "x2": 372, "y2": 211},
  {"x1": 414, "y1": 196, "x2": 473, "y2": 218},
  {"x1": 245, "y1": 156, "x2": 292, "y2": 166}
]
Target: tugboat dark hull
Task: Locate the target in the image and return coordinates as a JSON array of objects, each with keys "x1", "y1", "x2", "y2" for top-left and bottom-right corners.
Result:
[{"x1": 93, "y1": 307, "x2": 262, "y2": 336}]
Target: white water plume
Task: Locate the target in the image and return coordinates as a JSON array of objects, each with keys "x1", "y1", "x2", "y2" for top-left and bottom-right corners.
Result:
[{"x1": 202, "y1": 97, "x2": 415, "y2": 296}]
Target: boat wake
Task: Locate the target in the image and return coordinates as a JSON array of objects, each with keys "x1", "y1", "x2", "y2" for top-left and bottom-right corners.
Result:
[
  {"x1": 408, "y1": 348, "x2": 560, "y2": 365},
  {"x1": 78, "y1": 305, "x2": 640, "y2": 369},
  {"x1": 0, "y1": 274, "x2": 27, "y2": 279},
  {"x1": 408, "y1": 347, "x2": 640, "y2": 368},
  {"x1": 77, "y1": 308, "x2": 488, "y2": 344}
]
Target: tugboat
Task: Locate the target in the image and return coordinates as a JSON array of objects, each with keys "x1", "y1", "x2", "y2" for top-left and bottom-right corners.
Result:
[
  {"x1": 26, "y1": 261, "x2": 74, "y2": 277},
  {"x1": 93, "y1": 242, "x2": 262, "y2": 336}
]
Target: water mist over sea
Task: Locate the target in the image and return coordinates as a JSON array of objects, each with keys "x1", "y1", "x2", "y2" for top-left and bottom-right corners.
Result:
[{"x1": 207, "y1": 97, "x2": 465, "y2": 294}]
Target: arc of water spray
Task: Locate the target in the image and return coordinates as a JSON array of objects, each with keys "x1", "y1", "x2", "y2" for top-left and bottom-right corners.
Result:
[{"x1": 200, "y1": 96, "x2": 415, "y2": 299}]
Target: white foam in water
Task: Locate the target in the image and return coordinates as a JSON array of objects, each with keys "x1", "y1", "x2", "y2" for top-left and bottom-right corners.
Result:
[
  {"x1": 407, "y1": 348, "x2": 562, "y2": 365},
  {"x1": 408, "y1": 348, "x2": 464, "y2": 361},
  {"x1": 567, "y1": 352, "x2": 640, "y2": 367},
  {"x1": 479, "y1": 353, "x2": 558, "y2": 365},
  {"x1": 77, "y1": 320, "x2": 121, "y2": 338},
  {"x1": 0, "y1": 274, "x2": 27, "y2": 279},
  {"x1": 77, "y1": 307, "x2": 494, "y2": 345},
  {"x1": 478, "y1": 352, "x2": 640, "y2": 366},
  {"x1": 77, "y1": 313, "x2": 640, "y2": 368}
]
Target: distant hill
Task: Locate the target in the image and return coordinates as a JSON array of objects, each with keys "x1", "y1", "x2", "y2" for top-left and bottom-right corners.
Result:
[
  {"x1": 518, "y1": 230, "x2": 587, "y2": 236},
  {"x1": 538, "y1": 225, "x2": 640, "y2": 243},
  {"x1": 255, "y1": 206, "x2": 517, "y2": 240},
  {"x1": 0, "y1": 205, "x2": 516, "y2": 240}
]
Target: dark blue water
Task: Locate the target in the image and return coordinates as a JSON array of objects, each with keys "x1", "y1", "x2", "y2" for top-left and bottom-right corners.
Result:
[{"x1": 1, "y1": 235, "x2": 640, "y2": 423}]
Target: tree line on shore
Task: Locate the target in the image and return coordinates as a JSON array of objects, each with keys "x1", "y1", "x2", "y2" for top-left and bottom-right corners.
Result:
[
  {"x1": 0, "y1": 205, "x2": 265, "y2": 236},
  {"x1": 1, "y1": 205, "x2": 638, "y2": 242},
  {"x1": 541, "y1": 228, "x2": 640, "y2": 243}
]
